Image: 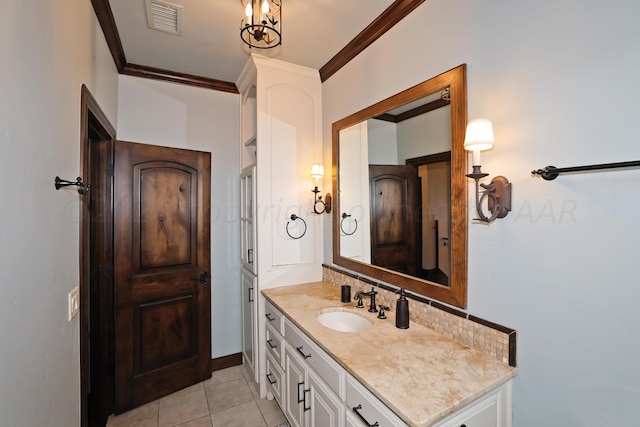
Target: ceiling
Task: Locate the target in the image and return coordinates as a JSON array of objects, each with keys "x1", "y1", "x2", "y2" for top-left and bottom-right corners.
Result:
[{"x1": 99, "y1": 0, "x2": 425, "y2": 92}]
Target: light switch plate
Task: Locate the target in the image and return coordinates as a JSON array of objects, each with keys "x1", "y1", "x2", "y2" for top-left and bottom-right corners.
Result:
[{"x1": 69, "y1": 287, "x2": 80, "y2": 321}]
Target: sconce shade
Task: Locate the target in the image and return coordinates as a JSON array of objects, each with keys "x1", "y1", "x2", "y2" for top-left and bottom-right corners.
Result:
[
  {"x1": 311, "y1": 164, "x2": 324, "y2": 179},
  {"x1": 464, "y1": 119, "x2": 495, "y2": 152}
]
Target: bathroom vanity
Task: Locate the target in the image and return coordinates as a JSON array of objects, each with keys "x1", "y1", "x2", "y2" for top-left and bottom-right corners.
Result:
[{"x1": 262, "y1": 282, "x2": 517, "y2": 427}]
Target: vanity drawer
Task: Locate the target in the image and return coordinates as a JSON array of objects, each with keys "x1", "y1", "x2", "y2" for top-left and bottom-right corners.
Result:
[
  {"x1": 284, "y1": 319, "x2": 344, "y2": 398},
  {"x1": 346, "y1": 374, "x2": 406, "y2": 427},
  {"x1": 265, "y1": 322, "x2": 284, "y2": 368},
  {"x1": 265, "y1": 300, "x2": 284, "y2": 335},
  {"x1": 265, "y1": 352, "x2": 284, "y2": 406}
]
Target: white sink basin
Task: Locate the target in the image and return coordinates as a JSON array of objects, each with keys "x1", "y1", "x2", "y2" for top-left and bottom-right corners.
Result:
[{"x1": 317, "y1": 311, "x2": 373, "y2": 333}]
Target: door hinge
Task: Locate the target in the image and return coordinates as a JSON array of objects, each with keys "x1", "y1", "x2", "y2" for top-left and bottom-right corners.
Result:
[{"x1": 106, "y1": 164, "x2": 114, "y2": 177}]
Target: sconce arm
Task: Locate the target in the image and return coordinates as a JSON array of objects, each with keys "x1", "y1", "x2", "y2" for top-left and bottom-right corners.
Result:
[{"x1": 467, "y1": 171, "x2": 512, "y2": 223}]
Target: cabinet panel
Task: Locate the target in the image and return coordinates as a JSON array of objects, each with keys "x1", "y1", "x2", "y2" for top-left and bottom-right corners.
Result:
[
  {"x1": 241, "y1": 268, "x2": 256, "y2": 380},
  {"x1": 240, "y1": 166, "x2": 256, "y2": 274},
  {"x1": 435, "y1": 385, "x2": 502, "y2": 427},
  {"x1": 266, "y1": 322, "x2": 284, "y2": 368},
  {"x1": 308, "y1": 369, "x2": 344, "y2": 427},
  {"x1": 265, "y1": 299, "x2": 284, "y2": 335},
  {"x1": 265, "y1": 352, "x2": 284, "y2": 406},
  {"x1": 285, "y1": 319, "x2": 344, "y2": 397},
  {"x1": 284, "y1": 345, "x2": 307, "y2": 427},
  {"x1": 346, "y1": 375, "x2": 405, "y2": 427}
]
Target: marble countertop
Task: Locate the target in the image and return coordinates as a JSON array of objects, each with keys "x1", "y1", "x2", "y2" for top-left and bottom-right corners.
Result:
[{"x1": 262, "y1": 281, "x2": 517, "y2": 427}]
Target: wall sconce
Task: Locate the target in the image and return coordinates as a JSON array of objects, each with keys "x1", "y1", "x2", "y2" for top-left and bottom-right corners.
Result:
[
  {"x1": 464, "y1": 119, "x2": 511, "y2": 223},
  {"x1": 311, "y1": 163, "x2": 331, "y2": 214}
]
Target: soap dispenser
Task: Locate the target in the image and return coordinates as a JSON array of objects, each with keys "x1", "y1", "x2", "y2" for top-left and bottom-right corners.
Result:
[{"x1": 395, "y1": 289, "x2": 409, "y2": 329}]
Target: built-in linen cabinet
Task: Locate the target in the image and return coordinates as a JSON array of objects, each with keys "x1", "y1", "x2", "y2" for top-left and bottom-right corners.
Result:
[{"x1": 237, "y1": 53, "x2": 323, "y2": 397}]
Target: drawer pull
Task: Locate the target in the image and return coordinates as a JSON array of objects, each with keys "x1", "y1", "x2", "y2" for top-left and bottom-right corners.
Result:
[
  {"x1": 267, "y1": 339, "x2": 277, "y2": 349},
  {"x1": 266, "y1": 373, "x2": 277, "y2": 385},
  {"x1": 297, "y1": 381, "x2": 305, "y2": 403},
  {"x1": 265, "y1": 313, "x2": 276, "y2": 321},
  {"x1": 352, "y1": 404, "x2": 380, "y2": 427},
  {"x1": 303, "y1": 388, "x2": 311, "y2": 412},
  {"x1": 296, "y1": 346, "x2": 312, "y2": 359}
]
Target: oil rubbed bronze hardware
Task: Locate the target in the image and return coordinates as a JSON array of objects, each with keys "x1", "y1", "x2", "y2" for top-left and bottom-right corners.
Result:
[
  {"x1": 54, "y1": 176, "x2": 86, "y2": 194},
  {"x1": 532, "y1": 160, "x2": 640, "y2": 181},
  {"x1": 296, "y1": 346, "x2": 311, "y2": 359},
  {"x1": 340, "y1": 212, "x2": 357, "y2": 236},
  {"x1": 285, "y1": 214, "x2": 307, "y2": 239},
  {"x1": 352, "y1": 405, "x2": 380, "y2": 427}
]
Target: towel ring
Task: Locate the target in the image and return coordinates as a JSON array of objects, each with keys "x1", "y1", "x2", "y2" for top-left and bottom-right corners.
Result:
[
  {"x1": 286, "y1": 214, "x2": 307, "y2": 240},
  {"x1": 340, "y1": 213, "x2": 357, "y2": 236}
]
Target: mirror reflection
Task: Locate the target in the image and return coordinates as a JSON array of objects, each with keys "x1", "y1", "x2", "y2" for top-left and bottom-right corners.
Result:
[
  {"x1": 332, "y1": 65, "x2": 468, "y2": 308},
  {"x1": 338, "y1": 92, "x2": 452, "y2": 286}
]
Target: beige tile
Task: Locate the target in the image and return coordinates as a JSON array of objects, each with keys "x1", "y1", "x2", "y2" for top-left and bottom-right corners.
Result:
[
  {"x1": 204, "y1": 365, "x2": 245, "y2": 387},
  {"x1": 243, "y1": 369, "x2": 260, "y2": 400},
  {"x1": 106, "y1": 401, "x2": 158, "y2": 427},
  {"x1": 161, "y1": 382, "x2": 205, "y2": 401},
  {"x1": 256, "y1": 398, "x2": 288, "y2": 427},
  {"x1": 210, "y1": 400, "x2": 267, "y2": 427},
  {"x1": 205, "y1": 378, "x2": 254, "y2": 413},
  {"x1": 176, "y1": 415, "x2": 213, "y2": 427},
  {"x1": 159, "y1": 388, "x2": 210, "y2": 427}
]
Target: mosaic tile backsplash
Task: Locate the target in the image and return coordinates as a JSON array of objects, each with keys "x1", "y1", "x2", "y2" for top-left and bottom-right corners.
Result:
[{"x1": 323, "y1": 265, "x2": 517, "y2": 367}]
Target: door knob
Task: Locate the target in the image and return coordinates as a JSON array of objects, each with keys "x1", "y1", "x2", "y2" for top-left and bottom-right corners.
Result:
[{"x1": 199, "y1": 271, "x2": 209, "y2": 284}]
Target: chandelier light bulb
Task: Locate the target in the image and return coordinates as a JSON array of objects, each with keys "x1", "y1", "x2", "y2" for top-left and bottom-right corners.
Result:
[
  {"x1": 245, "y1": 2, "x2": 252, "y2": 18},
  {"x1": 262, "y1": 0, "x2": 270, "y2": 14}
]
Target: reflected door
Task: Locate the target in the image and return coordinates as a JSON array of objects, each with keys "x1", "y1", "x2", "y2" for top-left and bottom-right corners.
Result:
[{"x1": 369, "y1": 164, "x2": 420, "y2": 275}]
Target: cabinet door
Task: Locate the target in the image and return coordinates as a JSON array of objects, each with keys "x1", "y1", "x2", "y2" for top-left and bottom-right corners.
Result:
[
  {"x1": 284, "y1": 346, "x2": 307, "y2": 427},
  {"x1": 436, "y1": 388, "x2": 499, "y2": 427},
  {"x1": 241, "y1": 268, "x2": 256, "y2": 378},
  {"x1": 308, "y1": 369, "x2": 344, "y2": 427},
  {"x1": 240, "y1": 166, "x2": 256, "y2": 273}
]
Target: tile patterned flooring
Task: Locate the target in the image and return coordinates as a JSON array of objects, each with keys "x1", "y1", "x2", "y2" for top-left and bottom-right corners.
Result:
[{"x1": 106, "y1": 365, "x2": 288, "y2": 427}]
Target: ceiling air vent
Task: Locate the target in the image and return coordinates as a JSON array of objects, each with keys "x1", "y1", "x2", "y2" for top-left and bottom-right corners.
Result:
[{"x1": 145, "y1": 0, "x2": 183, "y2": 35}]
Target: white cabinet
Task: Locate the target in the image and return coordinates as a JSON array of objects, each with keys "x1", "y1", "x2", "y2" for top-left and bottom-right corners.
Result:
[
  {"x1": 434, "y1": 381, "x2": 512, "y2": 427},
  {"x1": 283, "y1": 339, "x2": 344, "y2": 427},
  {"x1": 307, "y1": 369, "x2": 344, "y2": 427},
  {"x1": 284, "y1": 345, "x2": 309, "y2": 427},
  {"x1": 241, "y1": 268, "x2": 257, "y2": 381},
  {"x1": 236, "y1": 53, "x2": 324, "y2": 398},
  {"x1": 265, "y1": 302, "x2": 512, "y2": 427},
  {"x1": 240, "y1": 166, "x2": 256, "y2": 274},
  {"x1": 345, "y1": 375, "x2": 405, "y2": 426}
]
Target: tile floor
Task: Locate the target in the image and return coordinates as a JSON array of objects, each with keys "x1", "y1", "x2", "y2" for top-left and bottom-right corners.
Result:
[{"x1": 106, "y1": 365, "x2": 289, "y2": 427}]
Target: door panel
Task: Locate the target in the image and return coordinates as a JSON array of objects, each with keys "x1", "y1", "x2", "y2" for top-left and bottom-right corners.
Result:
[
  {"x1": 114, "y1": 140, "x2": 211, "y2": 413},
  {"x1": 369, "y1": 164, "x2": 420, "y2": 276}
]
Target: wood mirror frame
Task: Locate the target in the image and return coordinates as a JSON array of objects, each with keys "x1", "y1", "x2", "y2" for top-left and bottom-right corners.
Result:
[{"x1": 331, "y1": 64, "x2": 468, "y2": 308}]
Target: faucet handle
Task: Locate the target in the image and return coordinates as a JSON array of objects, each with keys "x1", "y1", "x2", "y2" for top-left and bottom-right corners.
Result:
[
  {"x1": 377, "y1": 305, "x2": 390, "y2": 319},
  {"x1": 355, "y1": 294, "x2": 364, "y2": 308}
]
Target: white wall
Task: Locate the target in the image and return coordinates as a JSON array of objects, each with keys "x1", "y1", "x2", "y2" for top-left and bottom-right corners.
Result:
[
  {"x1": 322, "y1": 0, "x2": 640, "y2": 425},
  {"x1": 0, "y1": 1, "x2": 119, "y2": 426},
  {"x1": 117, "y1": 75, "x2": 241, "y2": 359}
]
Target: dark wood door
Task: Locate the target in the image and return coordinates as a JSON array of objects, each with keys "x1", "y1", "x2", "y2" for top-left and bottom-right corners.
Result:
[
  {"x1": 113, "y1": 140, "x2": 211, "y2": 413},
  {"x1": 369, "y1": 164, "x2": 420, "y2": 276}
]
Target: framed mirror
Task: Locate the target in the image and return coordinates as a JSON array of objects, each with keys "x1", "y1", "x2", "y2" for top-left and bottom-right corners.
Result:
[{"x1": 331, "y1": 65, "x2": 468, "y2": 308}]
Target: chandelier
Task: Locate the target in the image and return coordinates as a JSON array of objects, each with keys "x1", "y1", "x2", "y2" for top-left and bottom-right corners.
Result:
[{"x1": 240, "y1": 0, "x2": 282, "y2": 49}]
